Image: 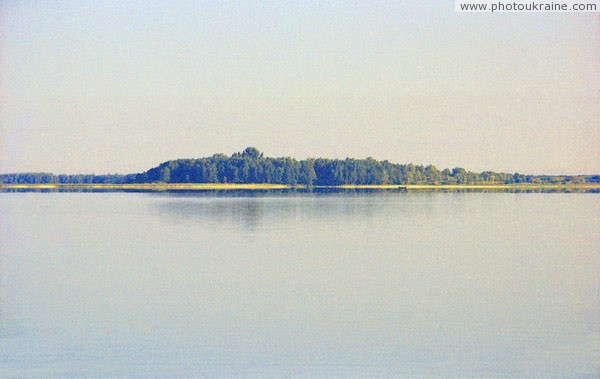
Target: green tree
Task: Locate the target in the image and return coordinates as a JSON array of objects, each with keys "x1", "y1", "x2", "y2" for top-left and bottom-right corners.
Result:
[
  {"x1": 299, "y1": 159, "x2": 316, "y2": 186},
  {"x1": 160, "y1": 167, "x2": 171, "y2": 182}
]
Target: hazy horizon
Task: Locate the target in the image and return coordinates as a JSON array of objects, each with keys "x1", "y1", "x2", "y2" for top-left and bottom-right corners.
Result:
[{"x1": 1, "y1": 1, "x2": 598, "y2": 176}]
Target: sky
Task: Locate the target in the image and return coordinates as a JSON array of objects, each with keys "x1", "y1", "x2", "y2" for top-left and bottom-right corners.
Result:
[{"x1": 1, "y1": 1, "x2": 598, "y2": 175}]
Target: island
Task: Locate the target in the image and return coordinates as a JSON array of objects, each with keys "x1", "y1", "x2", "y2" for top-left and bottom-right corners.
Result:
[{"x1": 1, "y1": 147, "x2": 599, "y2": 191}]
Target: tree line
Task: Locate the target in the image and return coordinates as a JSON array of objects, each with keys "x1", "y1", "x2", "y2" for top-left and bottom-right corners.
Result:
[
  {"x1": 0, "y1": 173, "x2": 133, "y2": 184},
  {"x1": 2, "y1": 147, "x2": 598, "y2": 186}
]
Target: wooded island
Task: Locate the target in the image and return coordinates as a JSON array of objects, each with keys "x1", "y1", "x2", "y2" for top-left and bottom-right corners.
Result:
[{"x1": 2, "y1": 147, "x2": 598, "y2": 187}]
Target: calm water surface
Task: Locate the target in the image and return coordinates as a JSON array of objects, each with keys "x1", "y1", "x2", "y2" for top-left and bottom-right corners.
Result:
[{"x1": 0, "y1": 192, "x2": 598, "y2": 378}]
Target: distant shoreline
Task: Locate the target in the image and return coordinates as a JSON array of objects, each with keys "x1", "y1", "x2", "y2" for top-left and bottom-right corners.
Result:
[
  {"x1": 2, "y1": 183, "x2": 599, "y2": 191},
  {"x1": 4, "y1": 148, "x2": 599, "y2": 188}
]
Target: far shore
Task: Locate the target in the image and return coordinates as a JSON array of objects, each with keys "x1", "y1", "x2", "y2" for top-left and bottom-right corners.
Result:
[{"x1": 1, "y1": 183, "x2": 599, "y2": 191}]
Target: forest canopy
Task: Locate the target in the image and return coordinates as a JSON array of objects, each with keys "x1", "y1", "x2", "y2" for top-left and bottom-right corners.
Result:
[{"x1": 2, "y1": 147, "x2": 598, "y2": 185}]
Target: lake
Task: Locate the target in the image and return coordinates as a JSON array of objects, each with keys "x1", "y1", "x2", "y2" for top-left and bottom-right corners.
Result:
[{"x1": 0, "y1": 191, "x2": 598, "y2": 378}]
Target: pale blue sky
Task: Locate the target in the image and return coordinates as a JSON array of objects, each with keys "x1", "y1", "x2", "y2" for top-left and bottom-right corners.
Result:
[{"x1": 1, "y1": 1, "x2": 598, "y2": 175}]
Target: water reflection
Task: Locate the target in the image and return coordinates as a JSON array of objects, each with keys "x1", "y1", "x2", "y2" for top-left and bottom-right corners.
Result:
[
  {"x1": 152, "y1": 192, "x2": 399, "y2": 231},
  {"x1": 156, "y1": 197, "x2": 266, "y2": 230},
  {"x1": 0, "y1": 192, "x2": 598, "y2": 377}
]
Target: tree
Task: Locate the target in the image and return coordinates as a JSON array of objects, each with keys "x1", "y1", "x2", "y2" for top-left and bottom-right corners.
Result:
[
  {"x1": 242, "y1": 147, "x2": 261, "y2": 159},
  {"x1": 299, "y1": 159, "x2": 316, "y2": 186},
  {"x1": 160, "y1": 167, "x2": 171, "y2": 182}
]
